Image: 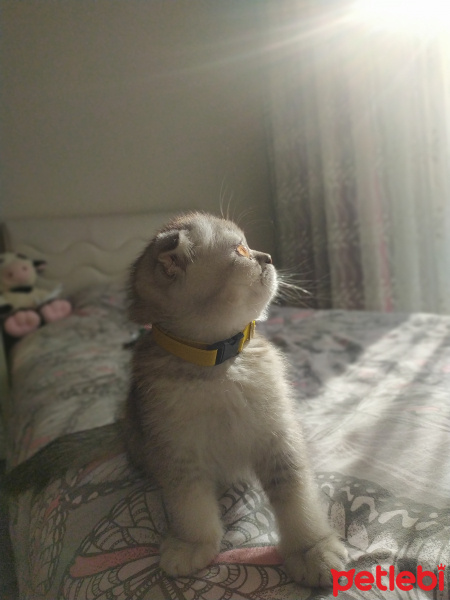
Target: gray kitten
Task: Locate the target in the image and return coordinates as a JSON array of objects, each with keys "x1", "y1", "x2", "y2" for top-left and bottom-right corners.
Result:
[{"x1": 6, "y1": 212, "x2": 347, "y2": 586}]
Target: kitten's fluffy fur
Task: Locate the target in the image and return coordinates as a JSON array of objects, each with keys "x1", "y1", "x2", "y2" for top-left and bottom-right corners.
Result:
[
  {"x1": 6, "y1": 212, "x2": 347, "y2": 586},
  {"x1": 125, "y1": 212, "x2": 347, "y2": 584}
]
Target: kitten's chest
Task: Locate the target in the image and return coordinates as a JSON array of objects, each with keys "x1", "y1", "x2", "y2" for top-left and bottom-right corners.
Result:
[
  {"x1": 159, "y1": 374, "x2": 270, "y2": 467},
  {"x1": 165, "y1": 376, "x2": 261, "y2": 428},
  {"x1": 155, "y1": 343, "x2": 284, "y2": 436}
]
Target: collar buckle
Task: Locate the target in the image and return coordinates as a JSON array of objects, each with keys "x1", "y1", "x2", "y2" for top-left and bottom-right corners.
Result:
[{"x1": 208, "y1": 331, "x2": 244, "y2": 365}]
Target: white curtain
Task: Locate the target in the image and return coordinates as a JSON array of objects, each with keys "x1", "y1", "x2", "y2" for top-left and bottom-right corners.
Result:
[{"x1": 267, "y1": 1, "x2": 450, "y2": 313}]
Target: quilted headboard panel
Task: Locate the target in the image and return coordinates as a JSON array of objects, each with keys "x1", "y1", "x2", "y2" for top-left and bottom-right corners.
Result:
[{"x1": 0, "y1": 212, "x2": 178, "y2": 295}]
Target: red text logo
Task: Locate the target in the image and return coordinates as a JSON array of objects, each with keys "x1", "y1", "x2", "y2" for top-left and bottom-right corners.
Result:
[{"x1": 331, "y1": 564, "x2": 446, "y2": 596}]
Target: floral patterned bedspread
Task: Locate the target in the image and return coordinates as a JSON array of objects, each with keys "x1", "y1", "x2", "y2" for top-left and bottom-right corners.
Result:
[{"x1": 6, "y1": 285, "x2": 450, "y2": 599}]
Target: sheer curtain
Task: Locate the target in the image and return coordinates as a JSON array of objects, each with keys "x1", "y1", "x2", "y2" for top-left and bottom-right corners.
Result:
[{"x1": 267, "y1": 1, "x2": 450, "y2": 312}]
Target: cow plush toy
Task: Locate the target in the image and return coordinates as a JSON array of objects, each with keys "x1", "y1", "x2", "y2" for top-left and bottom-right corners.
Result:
[{"x1": 0, "y1": 252, "x2": 72, "y2": 338}]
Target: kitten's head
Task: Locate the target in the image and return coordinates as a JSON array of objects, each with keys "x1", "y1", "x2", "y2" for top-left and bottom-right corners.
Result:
[{"x1": 128, "y1": 212, "x2": 277, "y2": 341}]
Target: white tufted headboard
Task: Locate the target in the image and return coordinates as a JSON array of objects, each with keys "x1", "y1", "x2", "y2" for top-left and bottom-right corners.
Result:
[{"x1": 0, "y1": 212, "x2": 179, "y2": 296}]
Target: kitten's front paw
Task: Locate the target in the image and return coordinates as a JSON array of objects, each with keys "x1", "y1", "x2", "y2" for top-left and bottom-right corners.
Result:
[
  {"x1": 284, "y1": 533, "x2": 348, "y2": 587},
  {"x1": 159, "y1": 535, "x2": 219, "y2": 577},
  {"x1": 40, "y1": 299, "x2": 72, "y2": 323}
]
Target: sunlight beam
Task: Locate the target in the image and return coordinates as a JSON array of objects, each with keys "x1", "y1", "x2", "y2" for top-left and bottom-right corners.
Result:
[{"x1": 353, "y1": 0, "x2": 450, "y2": 33}]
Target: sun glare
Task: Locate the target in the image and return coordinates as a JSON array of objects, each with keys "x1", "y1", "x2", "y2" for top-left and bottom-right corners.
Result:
[{"x1": 353, "y1": 0, "x2": 450, "y2": 33}]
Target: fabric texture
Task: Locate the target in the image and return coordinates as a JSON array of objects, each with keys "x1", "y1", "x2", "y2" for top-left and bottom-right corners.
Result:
[
  {"x1": 6, "y1": 285, "x2": 450, "y2": 599},
  {"x1": 6, "y1": 284, "x2": 136, "y2": 468},
  {"x1": 267, "y1": 1, "x2": 450, "y2": 313}
]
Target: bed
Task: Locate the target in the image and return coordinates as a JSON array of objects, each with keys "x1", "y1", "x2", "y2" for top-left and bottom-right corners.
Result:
[{"x1": 2, "y1": 213, "x2": 450, "y2": 599}]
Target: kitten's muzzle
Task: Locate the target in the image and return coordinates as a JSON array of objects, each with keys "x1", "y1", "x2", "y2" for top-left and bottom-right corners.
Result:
[{"x1": 253, "y1": 251, "x2": 272, "y2": 265}]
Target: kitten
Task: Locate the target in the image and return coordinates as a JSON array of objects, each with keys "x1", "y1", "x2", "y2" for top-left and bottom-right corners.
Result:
[{"x1": 6, "y1": 212, "x2": 347, "y2": 586}]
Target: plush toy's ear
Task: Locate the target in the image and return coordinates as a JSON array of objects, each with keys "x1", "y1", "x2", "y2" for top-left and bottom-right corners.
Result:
[
  {"x1": 33, "y1": 260, "x2": 47, "y2": 273},
  {"x1": 155, "y1": 229, "x2": 192, "y2": 277}
]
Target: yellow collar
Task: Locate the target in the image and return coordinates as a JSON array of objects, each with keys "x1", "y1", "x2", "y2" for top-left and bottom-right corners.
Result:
[{"x1": 151, "y1": 321, "x2": 256, "y2": 367}]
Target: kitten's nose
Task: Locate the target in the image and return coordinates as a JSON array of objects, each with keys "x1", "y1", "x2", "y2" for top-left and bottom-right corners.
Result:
[{"x1": 254, "y1": 251, "x2": 272, "y2": 265}]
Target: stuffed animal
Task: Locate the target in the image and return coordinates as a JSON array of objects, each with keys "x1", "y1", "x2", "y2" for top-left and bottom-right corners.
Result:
[{"x1": 0, "y1": 252, "x2": 72, "y2": 338}]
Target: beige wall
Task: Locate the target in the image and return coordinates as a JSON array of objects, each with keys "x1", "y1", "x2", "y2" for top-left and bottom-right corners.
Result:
[{"x1": 1, "y1": 0, "x2": 274, "y2": 253}]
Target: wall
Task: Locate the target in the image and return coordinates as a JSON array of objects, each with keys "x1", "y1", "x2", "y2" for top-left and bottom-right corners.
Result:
[{"x1": 0, "y1": 0, "x2": 274, "y2": 252}]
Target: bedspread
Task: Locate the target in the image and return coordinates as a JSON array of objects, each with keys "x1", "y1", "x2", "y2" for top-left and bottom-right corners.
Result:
[{"x1": 7, "y1": 288, "x2": 450, "y2": 599}]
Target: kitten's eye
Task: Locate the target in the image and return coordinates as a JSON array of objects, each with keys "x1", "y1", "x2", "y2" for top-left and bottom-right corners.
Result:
[{"x1": 236, "y1": 244, "x2": 250, "y2": 258}]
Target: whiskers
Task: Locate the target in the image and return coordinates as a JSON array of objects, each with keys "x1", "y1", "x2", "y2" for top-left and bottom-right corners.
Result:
[
  {"x1": 219, "y1": 179, "x2": 235, "y2": 222},
  {"x1": 218, "y1": 180, "x2": 260, "y2": 227},
  {"x1": 275, "y1": 271, "x2": 314, "y2": 307},
  {"x1": 275, "y1": 268, "x2": 332, "y2": 308}
]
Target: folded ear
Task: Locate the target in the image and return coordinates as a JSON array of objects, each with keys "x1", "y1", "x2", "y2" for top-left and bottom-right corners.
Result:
[{"x1": 156, "y1": 229, "x2": 193, "y2": 277}]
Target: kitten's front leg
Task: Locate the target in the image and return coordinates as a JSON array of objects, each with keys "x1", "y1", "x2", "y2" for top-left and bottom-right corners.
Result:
[
  {"x1": 256, "y1": 444, "x2": 348, "y2": 587},
  {"x1": 160, "y1": 479, "x2": 223, "y2": 577}
]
